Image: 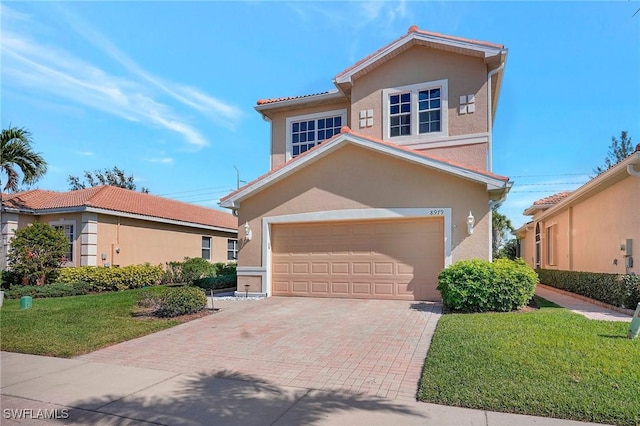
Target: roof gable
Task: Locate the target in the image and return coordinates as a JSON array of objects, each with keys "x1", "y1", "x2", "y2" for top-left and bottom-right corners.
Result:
[
  {"x1": 2, "y1": 186, "x2": 237, "y2": 230},
  {"x1": 334, "y1": 26, "x2": 506, "y2": 88},
  {"x1": 220, "y1": 127, "x2": 510, "y2": 208}
]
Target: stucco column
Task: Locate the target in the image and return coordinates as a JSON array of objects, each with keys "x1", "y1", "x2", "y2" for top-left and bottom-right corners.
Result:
[
  {"x1": 1, "y1": 213, "x2": 19, "y2": 270},
  {"x1": 81, "y1": 213, "x2": 98, "y2": 266}
]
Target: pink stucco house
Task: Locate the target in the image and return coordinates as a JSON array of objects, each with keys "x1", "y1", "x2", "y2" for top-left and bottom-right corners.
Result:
[
  {"x1": 516, "y1": 147, "x2": 640, "y2": 274},
  {"x1": 220, "y1": 26, "x2": 512, "y2": 301}
]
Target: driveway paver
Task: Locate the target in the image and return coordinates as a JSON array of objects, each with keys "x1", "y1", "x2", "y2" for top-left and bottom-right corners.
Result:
[{"x1": 76, "y1": 297, "x2": 441, "y2": 401}]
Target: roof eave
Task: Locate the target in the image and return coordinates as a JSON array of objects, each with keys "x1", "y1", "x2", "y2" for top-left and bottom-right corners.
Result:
[
  {"x1": 220, "y1": 132, "x2": 511, "y2": 207},
  {"x1": 528, "y1": 152, "x2": 640, "y2": 221},
  {"x1": 254, "y1": 90, "x2": 346, "y2": 113}
]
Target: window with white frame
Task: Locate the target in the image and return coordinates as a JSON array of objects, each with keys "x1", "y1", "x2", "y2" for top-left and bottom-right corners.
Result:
[
  {"x1": 286, "y1": 109, "x2": 347, "y2": 159},
  {"x1": 202, "y1": 236, "x2": 211, "y2": 260},
  {"x1": 227, "y1": 239, "x2": 238, "y2": 261},
  {"x1": 51, "y1": 222, "x2": 74, "y2": 264},
  {"x1": 383, "y1": 79, "x2": 448, "y2": 141}
]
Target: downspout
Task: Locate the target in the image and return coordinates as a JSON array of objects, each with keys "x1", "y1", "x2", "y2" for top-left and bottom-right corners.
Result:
[
  {"x1": 627, "y1": 164, "x2": 640, "y2": 177},
  {"x1": 486, "y1": 62, "x2": 505, "y2": 172}
]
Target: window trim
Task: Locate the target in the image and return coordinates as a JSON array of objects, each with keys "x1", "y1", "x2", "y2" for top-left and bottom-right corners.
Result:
[
  {"x1": 227, "y1": 239, "x2": 238, "y2": 261},
  {"x1": 382, "y1": 79, "x2": 449, "y2": 143},
  {"x1": 285, "y1": 109, "x2": 347, "y2": 161},
  {"x1": 201, "y1": 236, "x2": 212, "y2": 261},
  {"x1": 50, "y1": 220, "x2": 76, "y2": 266},
  {"x1": 546, "y1": 224, "x2": 557, "y2": 266}
]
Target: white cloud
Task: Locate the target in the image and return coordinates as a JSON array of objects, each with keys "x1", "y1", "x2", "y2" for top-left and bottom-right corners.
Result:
[
  {"x1": 1, "y1": 4, "x2": 242, "y2": 148},
  {"x1": 144, "y1": 157, "x2": 174, "y2": 165}
]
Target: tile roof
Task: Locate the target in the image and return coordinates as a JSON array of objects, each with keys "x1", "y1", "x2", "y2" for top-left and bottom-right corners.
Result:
[
  {"x1": 256, "y1": 91, "x2": 332, "y2": 106},
  {"x1": 220, "y1": 126, "x2": 509, "y2": 203},
  {"x1": 532, "y1": 191, "x2": 573, "y2": 206},
  {"x1": 335, "y1": 25, "x2": 504, "y2": 79},
  {"x1": 2, "y1": 186, "x2": 237, "y2": 230}
]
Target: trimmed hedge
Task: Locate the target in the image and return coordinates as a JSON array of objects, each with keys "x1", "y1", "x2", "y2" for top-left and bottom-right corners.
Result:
[
  {"x1": 193, "y1": 274, "x2": 237, "y2": 291},
  {"x1": 56, "y1": 264, "x2": 164, "y2": 291},
  {"x1": 139, "y1": 286, "x2": 207, "y2": 318},
  {"x1": 537, "y1": 269, "x2": 640, "y2": 309},
  {"x1": 437, "y1": 259, "x2": 538, "y2": 313},
  {"x1": 3, "y1": 281, "x2": 93, "y2": 299}
]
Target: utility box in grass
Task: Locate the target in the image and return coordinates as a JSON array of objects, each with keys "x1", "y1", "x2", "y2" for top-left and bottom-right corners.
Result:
[
  {"x1": 628, "y1": 302, "x2": 640, "y2": 339},
  {"x1": 20, "y1": 296, "x2": 32, "y2": 310}
]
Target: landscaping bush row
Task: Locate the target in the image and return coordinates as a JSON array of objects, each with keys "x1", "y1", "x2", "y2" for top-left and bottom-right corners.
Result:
[
  {"x1": 162, "y1": 258, "x2": 237, "y2": 284},
  {"x1": 137, "y1": 286, "x2": 207, "y2": 318},
  {"x1": 437, "y1": 258, "x2": 538, "y2": 313},
  {"x1": 537, "y1": 268, "x2": 640, "y2": 309},
  {"x1": 3, "y1": 282, "x2": 93, "y2": 299},
  {"x1": 192, "y1": 274, "x2": 237, "y2": 291},
  {"x1": 57, "y1": 264, "x2": 164, "y2": 291}
]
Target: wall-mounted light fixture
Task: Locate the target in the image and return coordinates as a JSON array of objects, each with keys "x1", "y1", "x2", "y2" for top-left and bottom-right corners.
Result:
[
  {"x1": 467, "y1": 211, "x2": 475, "y2": 235},
  {"x1": 244, "y1": 221, "x2": 252, "y2": 241}
]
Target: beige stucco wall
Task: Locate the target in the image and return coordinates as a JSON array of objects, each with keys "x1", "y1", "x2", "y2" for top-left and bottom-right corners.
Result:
[
  {"x1": 520, "y1": 174, "x2": 639, "y2": 274},
  {"x1": 416, "y1": 143, "x2": 488, "y2": 171},
  {"x1": 237, "y1": 143, "x2": 492, "y2": 293},
  {"x1": 269, "y1": 101, "x2": 351, "y2": 169},
  {"x1": 96, "y1": 214, "x2": 235, "y2": 267},
  {"x1": 350, "y1": 45, "x2": 489, "y2": 141}
]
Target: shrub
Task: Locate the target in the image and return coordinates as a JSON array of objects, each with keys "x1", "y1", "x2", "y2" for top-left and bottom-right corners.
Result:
[
  {"x1": 193, "y1": 274, "x2": 237, "y2": 291},
  {"x1": 213, "y1": 262, "x2": 236, "y2": 277},
  {"x1": 152, "y1": 286, "x2": 207, "y2": 318},
  {"x1": 162, "y1": 261, "x2": 183, "y2": 284},
  {"x1": 57, "y1": 264, "x2": 164, "y2": 291},
  {"x1": 7, "y1": 222, "x2": 69, "y2": 285},
  {"x1": 437, "y1": 259, "x2": 538, "y2": 313},
  {"x1": 180, "y1": 257, "x2": 216, "y2": 283},
  {"x1": 4, "y1": 281, "x2": 92, "y2": 299},
  {"x1": 537, "y1": 269, "x2": 640, "y2": 309}
]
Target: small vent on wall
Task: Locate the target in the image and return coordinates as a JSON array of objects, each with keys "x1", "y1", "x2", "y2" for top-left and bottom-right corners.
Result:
[{"x1": 359, "y1": 109, "x2": 374, "y2": 128}]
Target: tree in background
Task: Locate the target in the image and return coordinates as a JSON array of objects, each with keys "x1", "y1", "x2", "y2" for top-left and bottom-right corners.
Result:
[
  {"x1": 593, "y1": 131, "x2": 634, "y2": 176},
  {"x1": 1, "y1": 126, "x2": 48, "y2": 192},
  {"x1": 492, "y1": 206, "x2": 515, "y2": 259},
  {"x1": 7, "y1": 222, "x2": 69, "y2": 285},
  {"x1": 68, "y1": 166, "x2": 149, "y2": 193}
]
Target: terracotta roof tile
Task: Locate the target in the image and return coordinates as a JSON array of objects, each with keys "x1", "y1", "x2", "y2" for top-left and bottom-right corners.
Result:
[
  {"x1": 2, "y1": 186, "x2": 237, "y2": 230},
  {"x1": 256, "y1": 91, "x2": 332, "y2": 106},
  {"x1": 220, "y1": 126, "x2": 509, "y2": 202},
  {"x1": 532, "y1": 191, "x2": 573, "y2": 206}
]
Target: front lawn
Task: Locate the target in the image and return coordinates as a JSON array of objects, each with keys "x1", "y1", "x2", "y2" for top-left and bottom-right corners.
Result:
[
  {"x1": 419, "y1": 297, "x2": 640, "y2": 426},
  {"x1": 0, "y1": 288, "x2": 184, "y2": 357}
]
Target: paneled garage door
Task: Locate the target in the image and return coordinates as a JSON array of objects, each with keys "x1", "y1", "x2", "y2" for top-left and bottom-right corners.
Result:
[{"x1": 271, "y1": 218, "x2": 444, "y2": 301}]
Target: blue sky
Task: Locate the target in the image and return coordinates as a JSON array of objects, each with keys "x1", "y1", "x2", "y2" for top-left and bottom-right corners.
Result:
[{"x1": 2, "y1": 1, "x2": 639, "y2": 229}]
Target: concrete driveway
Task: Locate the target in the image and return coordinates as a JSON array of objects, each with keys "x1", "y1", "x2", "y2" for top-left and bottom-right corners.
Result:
[{"x1": 77, "y1": 297, "x2": 441, "y2": 401}]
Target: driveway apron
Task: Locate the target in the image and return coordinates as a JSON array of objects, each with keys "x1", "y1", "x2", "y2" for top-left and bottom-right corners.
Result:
[{"x1": 76, "y1": 297, "x2": 441, "y2": 401}]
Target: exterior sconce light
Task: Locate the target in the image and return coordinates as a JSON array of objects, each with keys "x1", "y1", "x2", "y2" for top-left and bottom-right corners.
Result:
[
  {"x1": 467, "y1": 211, "x2": 475, "y2": 235},
  {"x1": 244, "y1": 221, "x2": 252, "y2": 241}
]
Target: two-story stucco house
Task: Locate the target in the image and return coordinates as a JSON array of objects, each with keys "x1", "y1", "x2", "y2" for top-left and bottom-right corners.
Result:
[{"x1": 220, "y1": 26, "x2": 512, "y2": 301}]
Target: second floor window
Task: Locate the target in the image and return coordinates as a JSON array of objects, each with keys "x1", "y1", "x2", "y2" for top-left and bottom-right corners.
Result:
[
  {"x1": 383, "y1": 79, "x2": 448, "y2": 141},
  {"x1": 286, "y1": 109, "x2": 347, "y2": 159}
]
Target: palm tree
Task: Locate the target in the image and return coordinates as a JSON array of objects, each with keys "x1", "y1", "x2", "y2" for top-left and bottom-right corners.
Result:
[{"x1": 1, "y1": 126, "x2": 48, "y2": 192}]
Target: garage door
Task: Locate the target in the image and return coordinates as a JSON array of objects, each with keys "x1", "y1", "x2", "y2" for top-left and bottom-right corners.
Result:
[{"x1": 271, "y1": 218, "x2": 444, "y2": 301}]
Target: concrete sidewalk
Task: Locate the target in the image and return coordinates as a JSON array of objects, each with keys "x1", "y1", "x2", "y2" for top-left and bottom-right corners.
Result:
[
  {"x1": 1, "y1": 351, "x2": 606, "y2": 426},
  {"x1": 535, "y1": 284, "x2": 633, "y2": 322}
]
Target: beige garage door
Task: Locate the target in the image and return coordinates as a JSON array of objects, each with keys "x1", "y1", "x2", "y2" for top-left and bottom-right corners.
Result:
[{"x1": 271, "y1": 218, "x2": 444, "y2": 301}]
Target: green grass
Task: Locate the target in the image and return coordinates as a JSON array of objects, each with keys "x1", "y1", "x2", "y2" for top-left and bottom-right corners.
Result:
[
  {"x1": 0, "y1": 288, "x2": 181, "y2": 357},
  {"x1": 419, "y1": 296, "x2": 640, "y2": 426}
]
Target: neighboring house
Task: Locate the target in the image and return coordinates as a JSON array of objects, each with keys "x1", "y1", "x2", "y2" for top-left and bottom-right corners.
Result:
[
  {"x1": 1, "y1": 185, "x2": 238, "y2": 269},
  {"x1": 515, "y1": 147, "x2": 640, "y2": 274},
  {"x1": 220, "y1": 26, "x2": 512, "y2": 301}
]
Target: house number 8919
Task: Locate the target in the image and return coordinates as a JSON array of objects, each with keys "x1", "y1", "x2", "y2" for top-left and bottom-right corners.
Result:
[{"x1": 428, "y1": 209, "x2": 445, "y2": 216}]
